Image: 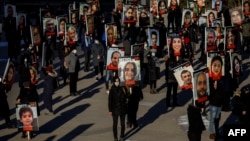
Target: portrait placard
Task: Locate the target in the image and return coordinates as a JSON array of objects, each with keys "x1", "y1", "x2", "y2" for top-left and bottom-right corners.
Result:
[
  {"x1": 16, "y1": 102, "x2": 39, "y2": 131},
  {"x1": 192, "y1": 68, "x2": 210, "y2": 105},
  {"x1": 66, "y1": 23, "x2": 78, "y2": 45},
  {"x1": 56, "y1": 15, "x2": 68, "y2": 37},
  {"x1": 207, "y1": 51, "x2": 225, "y2": 80},
  {"x1": 16, "y1": 13, "x2": 26, "y2": 30},
  {"x1": 230, "y1": 51, "x2": 242, "y2": 78},
  {"x1": 118, "y1": 56, "x2": 141, "y2": 86},
  {"x1": 172, "y1": 62, "x2": 194, "y2": 90},
  {"x1": 107, "y1": 47, "x2": 125, "y2": 71},
  {"x1": 105, "y1": 23, "x2": 118, "y2": 47}
]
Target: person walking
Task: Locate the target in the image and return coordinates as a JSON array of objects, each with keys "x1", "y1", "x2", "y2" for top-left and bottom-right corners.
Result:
[
  {"x1": 108, "y1": 77, "x2": 128, "y2": 141},
  {"x1": 65, "y1": 48, "x2": 80, "y2": 96},
  {"x1": 41, "y1": 63, "x2": 57, "y2": 115},
  {"x1": 91, "y1": 39, "x2": 104, "y2": 80}
]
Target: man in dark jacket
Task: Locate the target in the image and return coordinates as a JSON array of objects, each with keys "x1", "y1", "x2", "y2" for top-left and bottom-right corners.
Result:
[
  {"x1": 187, "y1": 102, "x2": 206, "y2": 141},
  {"x1": 0, "y1": 79, "x2": 15, "y2": 128},
  {"x1": 108, "y1": 77, "x2": 128, "y2": 141},
  {"x1": 3, "y1": 5, "x2": 17, "y2": 59}
]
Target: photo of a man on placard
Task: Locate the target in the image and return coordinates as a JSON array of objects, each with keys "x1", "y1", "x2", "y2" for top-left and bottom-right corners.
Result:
[
  {"x1": 193, "y1": 70, "x2": 209, "y2": 104},
  {"x1": 107, "y1": 48, "x2": 124, "y2": 71},
  {"x1": 172, "y1": 62, "x2": 194, "y2": 90}
]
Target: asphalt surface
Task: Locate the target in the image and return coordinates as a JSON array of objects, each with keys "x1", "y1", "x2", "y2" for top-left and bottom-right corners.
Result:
[{"x1": 0, "y1": 40, "x2": 249, "y2": 141}]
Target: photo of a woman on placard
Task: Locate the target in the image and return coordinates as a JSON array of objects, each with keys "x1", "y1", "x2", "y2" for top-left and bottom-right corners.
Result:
[
  {"x1": 31, "y1": 26, "x2": 41, "y2": 46},
  {"x1": 3, "y1": 60, "x2": 15, "y2": 92},
  {"x1": 151, "y1": 0, "x2": 158, "y2": 15},
  {"x1": 226, "y1": 28, "x2": 236, "y2": 50},
  {"x1": 182, "y1": 10, "x2": 192, "y2": 28},
  {"x1": 171, "y1": 36, "x2": 182, "y2": 57},
  {"x1": 116, "y1": 0, "x2": 123, "y2": 12},
  {"x1": 215, "y1": 23, "x2": 224, "y2": 51},
  {"x1": 209, "y1": 55, "x2": 223, "y2": 80},
  {"x1": 232, "y1": 55, "x2": 241, "y2": 77},
  {"x1": 158, "y1": 0, "x2": 167, "y2": 15}
]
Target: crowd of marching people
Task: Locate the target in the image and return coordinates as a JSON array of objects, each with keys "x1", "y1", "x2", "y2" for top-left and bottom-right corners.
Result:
[{"x1": 0, "y1": 0, "x2": 250, "y2": 140}]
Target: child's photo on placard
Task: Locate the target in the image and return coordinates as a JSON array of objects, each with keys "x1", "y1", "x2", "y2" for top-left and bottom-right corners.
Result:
[{"x1": 16, "y1": 102, "x2": 39, "y2": 131}]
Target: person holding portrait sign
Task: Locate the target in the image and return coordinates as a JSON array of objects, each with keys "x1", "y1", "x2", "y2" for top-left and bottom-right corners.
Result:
[
  {"x1": 167, "y1": 0, "x2": 181, "y2": 32},
  {"x1": 193, "y1": 68, "x2": 210, "y2": 116},
  {"x1": 56, "y1": 16, "x2": 68, "y2": 60},
  {"x1": 3, "y1": 4, "x2": 17, "y2": 59},
  {"x1": 16, "y1": 13, "x2": 28, "y2": 51},
  {"x1": 207, "y1": 56, "x2": 224, "y2": 140},
  {"x1": 0, "y1": 60, "x2": 15, "y2": 129},
  {"x1": 43, "y1": 17, "x2": 57, "y2": 64},
  {"x1": 106, "y1": 48, "x2": 124, "y2": 93}
]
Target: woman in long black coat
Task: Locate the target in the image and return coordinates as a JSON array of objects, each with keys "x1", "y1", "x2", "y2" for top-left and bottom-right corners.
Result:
[{"x1": 0, "y1": 81, "x2": 15, "y2": 128}]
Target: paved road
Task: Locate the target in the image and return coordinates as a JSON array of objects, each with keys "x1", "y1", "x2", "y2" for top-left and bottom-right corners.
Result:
[{"x1": 0, "y1": 43, "x2": 249, "y2": 141}]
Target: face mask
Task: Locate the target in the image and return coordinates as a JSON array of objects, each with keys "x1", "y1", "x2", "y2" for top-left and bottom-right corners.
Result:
[
  {"x1": 114, "y1": 82, "x2": 119, "y2": 87},
  {"x1": 72, "y1": 49, "x2": 77, "y2": 54},
  {"x1": 24, "y1": 58, "x2": 27, "y2": 62},
  {"x1": 144, "y1": 44, "x2": 148, "y2": 49},
  {"x1": 152, "y1": 52, "x2": 155, "y2": 56},
  {"x1": 95, "y1": 40, "x2": 99, "y2": 44}
]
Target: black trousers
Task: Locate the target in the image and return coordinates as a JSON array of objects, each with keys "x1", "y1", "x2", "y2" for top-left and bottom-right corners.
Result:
[
  {"x1": 84, "y1": 49, "x2": 91, "y2": 70},
  {"x1": 127, "y1": 102, "x2": 139, "y2": 127},
  {"x1": 166, "y1": 82, "x2": 178, "y2": 105},
  {"x1": 69, "y1": 72, "x2": 78, "y2": 93},
  {"x1": 187, "y1": 131, "x2": 202, "y2": 141},
  {"x1": 112, "y1": 114, "x2": 126, "y2": 139},
  {"x1": 94, "y1": 62, "x2": 104, "y2": 77}
]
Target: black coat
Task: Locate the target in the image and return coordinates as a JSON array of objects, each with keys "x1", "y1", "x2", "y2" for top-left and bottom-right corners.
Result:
[
  {"x1": 187, "y1": 104, "x2": 206, "y2": 134},
  {"x1": 0, "y1": 83, "x2": 11, "y2": 117},
  {"x1": 108, "y1": 85, "x2": 128, "y2": 115},
  {"x1": 208, "y1": 78, "x2": 224, "y2": 107}
]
